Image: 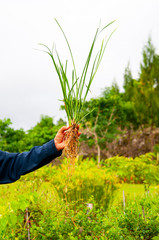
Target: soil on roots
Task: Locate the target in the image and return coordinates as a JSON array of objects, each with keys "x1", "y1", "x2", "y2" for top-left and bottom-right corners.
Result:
[{"x1": 63, "y1": 122, "x2": 79, "y2": 171}]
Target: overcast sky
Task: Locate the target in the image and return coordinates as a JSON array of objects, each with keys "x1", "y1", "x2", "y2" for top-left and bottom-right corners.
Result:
[{"x1": 0, "y1": 0, "x2": 159, "y2": 130}]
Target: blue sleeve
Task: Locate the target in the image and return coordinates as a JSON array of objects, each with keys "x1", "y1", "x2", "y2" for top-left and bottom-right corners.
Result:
[{"x1": 0, "y1": 139, "x2": 62, "y2": 184}]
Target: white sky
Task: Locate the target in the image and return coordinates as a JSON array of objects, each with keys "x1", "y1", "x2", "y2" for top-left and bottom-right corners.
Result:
[{"x1": 0, "y1": 0, "x2": 159, "y2": 130}]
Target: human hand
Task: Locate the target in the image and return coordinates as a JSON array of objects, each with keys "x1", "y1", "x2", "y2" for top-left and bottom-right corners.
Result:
[{"x1": 54, "y1": 125, "x2": 81, "y2": 151}]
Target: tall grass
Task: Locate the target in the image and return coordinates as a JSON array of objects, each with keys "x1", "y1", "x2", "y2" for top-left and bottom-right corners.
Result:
[
  {"x1": 40, "y1": 19, "x2": 115, "y2": 125},
  {"x1": 40, "y1": 19, "x2": 115, "y2": 166}
]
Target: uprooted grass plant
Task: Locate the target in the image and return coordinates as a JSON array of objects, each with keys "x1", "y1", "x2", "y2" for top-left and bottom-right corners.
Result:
[{"x1": 40, "y1": 19, "x2": 115, "y2": 171}]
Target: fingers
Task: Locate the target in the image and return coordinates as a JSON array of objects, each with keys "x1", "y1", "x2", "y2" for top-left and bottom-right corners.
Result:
[
  {"x1": 59, "y1": 125, "x2": 81, "y2": 137},
  {"x1": 55, "y1": 124, "x2": 81, "y2": 151},
  {"x1": 59, "y1": 126, "x2": 70, "y2": 134}
]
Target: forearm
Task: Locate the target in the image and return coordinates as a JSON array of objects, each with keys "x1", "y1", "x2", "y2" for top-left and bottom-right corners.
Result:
[{"x1": 0, "y1": 139, "x2": 62, "y2": 184}]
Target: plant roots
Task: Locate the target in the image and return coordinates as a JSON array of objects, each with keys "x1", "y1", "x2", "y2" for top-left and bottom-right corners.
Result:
[{"x1": 63, "y1": 122, "x2": 79, "y2": 172}]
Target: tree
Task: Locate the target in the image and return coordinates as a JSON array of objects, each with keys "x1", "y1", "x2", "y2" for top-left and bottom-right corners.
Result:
[
  {"x1": 123, "y1": 63, "x2": 137, "y2": 102},
  {"x1": 138, "y1": 38, "x2": 159, "y2": 149},
  {"x1": 0, "y1": 116, "x2": 67, "y2": 153},
  {"x1": 24, "y1": 115, "x2": 63, "y2": 151},
  {"x1": 80, "y1": 85, "x2": 127, "y2": 164},
  {"x1": 0, "y1": 118, "x2": 26, "y2": 152},
  {"x1": 123, "y1": 38, "x2": 159, "y2": 150}
]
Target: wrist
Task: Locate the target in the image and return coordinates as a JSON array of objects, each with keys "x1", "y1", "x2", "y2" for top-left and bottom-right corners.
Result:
[{"x1": 54, "y1": 139, "x2": 61, "y2": 151}]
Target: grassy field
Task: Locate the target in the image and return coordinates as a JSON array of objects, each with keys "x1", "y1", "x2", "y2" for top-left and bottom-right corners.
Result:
[{"x1": 112, "y1": 183, "x2": 159, "y2": 205}]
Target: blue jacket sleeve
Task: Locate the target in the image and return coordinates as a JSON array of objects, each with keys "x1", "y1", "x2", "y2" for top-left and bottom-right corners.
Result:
[{"x1": 0, "y1": 139, "x2": 62, "y2": 184}]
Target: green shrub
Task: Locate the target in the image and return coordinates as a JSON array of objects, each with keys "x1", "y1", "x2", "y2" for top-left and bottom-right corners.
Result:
[
  {"x1": 104, "y1": 152, "x2": 159, "y2": 184},
  {"x1": 1, "y1": 194, "x2": 159, "y2": 239},
  {"x1": 1, "y1": 154, "x2": 159, "y2": 239}
]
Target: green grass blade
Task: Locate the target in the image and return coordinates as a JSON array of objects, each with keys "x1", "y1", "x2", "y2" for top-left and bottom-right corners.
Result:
[
  {"x1": 75, "y1": 27, "x2": 100, "y2": 118},
  {"x1": 65, "y1": 60, "x2": 68, "y2": 75},
  {"x1": 78, "y1": 27, "x2": 99, "y2": 96},
  {"x1": 100, "y1": 20, "x2": 116, "y2": 33},
  {"x1": 55, "y1": 51, "x2": 78, "y2": 121},
  {"x1": 83, "y1": 29, "x2": 116, "y2": 102},
  {"x1": 55, "y1": 18, "x2": 78, "y2": 82},
  {"x1": 55, "y1": 49, "x2": 71, "y2": 94},
  {"x1": 40, "y1": 45, "x2": 71, "y2": 121},
  {"x1": 77, "y1": 107, "x2": 96, "y2": 124},
  {"x1": 38, "y1": 43, "x2": 52, "y2": 54}
]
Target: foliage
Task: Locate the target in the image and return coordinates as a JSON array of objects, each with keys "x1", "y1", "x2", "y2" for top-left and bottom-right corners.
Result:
[
  {"x1": 24, "y1": 115, "x2": 62, "y2": 151},
  {"x1": 0, "y1": 116, "x2": 65, "y2": 153},
  {"x1": 123, "y1": 38, "x2": 159, "y2": 128},
  {"x1": 106, "y1": 194, "x2": 159, "y2": 239},
  {"x1": 104, "y1": 152, "x2": 159, "y2": 184},
  {"x1": 0, "y1": 159, "x2": 115, "y2": 239},
  {"x1": 22, "y1": 158, "x2": 116, "y2": 210},
  {"x1": 0, "y1": 157, "x2": 159, "y2": 239},
  {"x1": 80, "y1": 84, "x2": 138, "y2": 162},
  {"x1": 0, "y1": 118, "x2": 26, "y2": 152},
  {"x1": 80, "y1": 38, "x2": 159, "y2": 153},
  {"x1": 29, "y1": 194, "x2": 159, "y2": 239},
  {"x1": 81, "y1": 87, "x2": 120, "y2": 146}
]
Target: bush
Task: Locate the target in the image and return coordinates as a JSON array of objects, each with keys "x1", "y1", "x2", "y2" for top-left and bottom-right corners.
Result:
[
  {"x1": 1, "y1": 194, "x2": 159, "y2": 239},
  {"x1": 1, "y1": 154, "x2": 159, "y2": 239},
  {"x1": 104, "y1": 152, "x2": 159, "y2": 184}
]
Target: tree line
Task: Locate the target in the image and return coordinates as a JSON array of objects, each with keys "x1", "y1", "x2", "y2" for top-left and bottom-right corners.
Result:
[
  {"x1": 80, "y1": 38, "x2": 159, "y2": 161},
  {"x1": 0, "y1": 116, "x2": 66, "y2": 152},
  {"x1": 0, "y1": 38, "x2": 159, "y2": 156}
]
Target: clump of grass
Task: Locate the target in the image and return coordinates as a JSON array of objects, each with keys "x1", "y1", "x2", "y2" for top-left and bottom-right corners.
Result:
[{"x1": 40, "y1": 19, "x2": 115, "y2": 170}]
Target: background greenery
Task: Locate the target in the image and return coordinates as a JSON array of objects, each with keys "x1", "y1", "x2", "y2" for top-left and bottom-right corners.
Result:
[
  {"x1": 1, "y1": 38, "x2": 159, "y2": 158},
  {"x1": 0, "y1": 38, "x2": 159, "y2": 239},
  {"x1": 0, "y1": 155, "x2": 159, "y2": 239}
]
